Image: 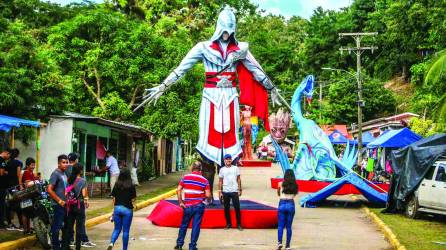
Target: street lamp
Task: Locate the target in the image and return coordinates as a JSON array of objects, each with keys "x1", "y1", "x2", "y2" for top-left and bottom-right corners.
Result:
[{"x1": 322, "y1": 67, "x2": 364, "y2": 167}]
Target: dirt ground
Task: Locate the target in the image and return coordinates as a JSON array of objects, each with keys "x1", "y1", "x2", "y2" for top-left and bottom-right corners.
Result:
[{"x1": 85, "y1": 165, "x2": 391, "y2": 250}]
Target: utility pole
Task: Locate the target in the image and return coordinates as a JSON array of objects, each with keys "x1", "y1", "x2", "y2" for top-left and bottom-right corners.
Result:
[{"x1": 339, "y1": 32, "x2": 377, "y2": 167}]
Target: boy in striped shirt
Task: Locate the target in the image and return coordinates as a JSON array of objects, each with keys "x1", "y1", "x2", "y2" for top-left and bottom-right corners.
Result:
[{"x1": 175, "y1": 161, "x2": 211, "y2": 250}]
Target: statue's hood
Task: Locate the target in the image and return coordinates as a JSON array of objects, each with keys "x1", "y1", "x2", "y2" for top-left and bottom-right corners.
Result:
[{"x1": 210, "y1": 6, "x2": 238, "y2": 43}]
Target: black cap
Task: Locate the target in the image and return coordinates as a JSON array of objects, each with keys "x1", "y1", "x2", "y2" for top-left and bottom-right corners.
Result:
[{"x1": 68, "y1": 152, "x2": 79, "y2": 162}]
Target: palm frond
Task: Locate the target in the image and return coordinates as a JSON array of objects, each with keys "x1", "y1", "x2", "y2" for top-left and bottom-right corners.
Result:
[
  {"x1": 424, "y1": 49, "x2": 446, "y2": 87},
  {"x1": 435, "y1": 92, "x2": 446, "y2": 123}
]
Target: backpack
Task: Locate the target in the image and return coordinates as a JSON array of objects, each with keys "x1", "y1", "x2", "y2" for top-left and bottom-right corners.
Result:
[{"x1": 65, "y1": 178, "x2": 82, "y2": 214}]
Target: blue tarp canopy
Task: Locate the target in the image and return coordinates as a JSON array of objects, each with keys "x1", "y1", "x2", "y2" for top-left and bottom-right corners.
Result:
[
  {"x1": 328, "y1": 129, "x2": 354, "y2": 145},
  {"x1": 367, "y1": 127, "x2": 422, "y2": 148},
  {"x1": 300, "y1": 172, "x2": 388, "y2": 207},
  {"x1": 361, "y1": 131, "x2": 375, "y2": 145},
  {"x1": 0, "y1": 115, "x2": 40, "y2": 132},
  {"x1": 350, "y1": 131, "x2": 375, "y2": 146}
]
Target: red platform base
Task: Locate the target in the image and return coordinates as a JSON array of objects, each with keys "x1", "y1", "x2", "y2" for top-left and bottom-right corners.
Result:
[
  {"x1": 147, "y1": 200, "x2": 277, "y2": 229},
  {"x1": 240, "y1": 160, "x2": 272, "y2": 167},
  {"x1": 270, "y1": 178, "x2": 389, "y2": 195}
]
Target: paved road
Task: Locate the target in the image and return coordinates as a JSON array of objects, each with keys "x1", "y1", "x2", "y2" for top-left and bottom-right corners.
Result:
[{"x1": 87, "y1": 165, "x2": 391, "y2": 250}]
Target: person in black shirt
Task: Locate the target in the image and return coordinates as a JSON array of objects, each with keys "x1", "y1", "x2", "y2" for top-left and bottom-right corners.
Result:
[
  {"x1": 5, "y1": 148, "x2": 23, "y2": 230},
  {"x1": 107, "y1": 168, "x2": 136, "y2": 250},
  {"x1": 0, "y1": 149, "x2": 11, "y2": 228}
]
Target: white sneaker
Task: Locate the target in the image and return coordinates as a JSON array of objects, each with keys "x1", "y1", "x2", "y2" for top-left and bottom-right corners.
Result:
[
  {"x1": 107, "y1": 243, "x2": 113, "y2": 250},
  {"x1": 81, "y1": 241, "x2": 96, "y2": 247}
]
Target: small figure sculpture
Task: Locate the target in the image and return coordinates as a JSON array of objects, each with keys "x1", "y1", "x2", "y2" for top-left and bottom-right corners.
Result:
[{"x1": 241, "y1": 106, "x2": 253, "y2": 160}]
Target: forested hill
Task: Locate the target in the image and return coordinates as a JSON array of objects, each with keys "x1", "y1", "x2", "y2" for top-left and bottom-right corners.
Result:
[{"x1": 1, "y1": 0, "x2": 445, "y2": 140}]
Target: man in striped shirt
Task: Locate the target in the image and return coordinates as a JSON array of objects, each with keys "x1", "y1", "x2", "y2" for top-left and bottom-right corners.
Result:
[{"x1": 175, "y1": 161, "x2": 211, "y2": 250}]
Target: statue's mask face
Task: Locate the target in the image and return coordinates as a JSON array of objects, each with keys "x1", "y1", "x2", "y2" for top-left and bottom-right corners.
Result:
[
  {"x1": 270, "y1": 125, "x2": 288, "y2": 142},
  {"x1": 221, "y1": 31, "x2": 230, "y2": 41},
  {"x1": 269, "y1": 108, "x2": 291, "y2": 143}
]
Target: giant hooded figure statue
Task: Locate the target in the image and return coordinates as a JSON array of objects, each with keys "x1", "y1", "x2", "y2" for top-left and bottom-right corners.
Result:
[{"x1": 136, "y1": 6, "x2": 281, "y2": 166}]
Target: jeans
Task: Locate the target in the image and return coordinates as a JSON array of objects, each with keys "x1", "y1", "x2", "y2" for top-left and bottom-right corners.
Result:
[
  {"x1": 110, "y1": 205, "x2": 133, "y2": 250},
  {"x1": 62, "y1": 203, "x2": 85, "y2": 250},
  {"x1": 70, "y1": 208, "x2": 89, "y2": 243},
  {"x1": 6, "y1": 198, "x2": 22, "y2": 226},
  {"x1": 70, "y1": 232, "x2": 89, "y2": 243},
  {"x1": 176, "y1": 203, "x2": 205, "y2": 250},
  {"x1": 223, "y1": 192, "x2": 241, "y2": 226},
  {"x1": 51, "y1": 205, "x2": 66, "y2": 250},
  {"x1": 0, "y1": 189, "x2": 6, "y2": 226},
  {"x1": 277, "y1": 199, "x2": 295, "y2": 248}
]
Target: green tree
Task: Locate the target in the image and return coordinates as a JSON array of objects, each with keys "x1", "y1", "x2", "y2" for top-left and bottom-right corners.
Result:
[
  {"x1": 323, "y1": 72, "x2": 396, "y2": 124},
  {"x1": 409, "y1": 117, "x2": 445, "y2": 137},
  {"x1": 421, "y1": 50, "x2": 446, "y2": 122},
  {"x1": 0, "y1": 0, "x2": 89, "y2": 29},
  {"x1": 238, "y1": 14, "x2": 308, "y2": 105},
  {"x1": 0, "y1": 21, "x2": 66, "y2": 118},
  {"x1": 47, "y1": 8, "x2": 173, "y2": 120}
]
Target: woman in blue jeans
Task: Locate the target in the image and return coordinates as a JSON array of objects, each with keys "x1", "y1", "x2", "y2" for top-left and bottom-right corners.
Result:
[
  {"x1": 277, "y1": 169, "x2": 298, "y2": 250},
  {"x1": 107, "y1": 168, "x2": 136, "y2": 250}
]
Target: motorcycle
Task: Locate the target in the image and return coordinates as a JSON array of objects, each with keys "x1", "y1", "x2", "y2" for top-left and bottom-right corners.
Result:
[{"x1": 7, "y1": 181, "x2": 53, "y2": 249}]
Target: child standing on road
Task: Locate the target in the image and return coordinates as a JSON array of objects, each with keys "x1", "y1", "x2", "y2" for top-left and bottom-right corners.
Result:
[{"x1": 276, "y1": 169, "x2": 298, "y2": 250}]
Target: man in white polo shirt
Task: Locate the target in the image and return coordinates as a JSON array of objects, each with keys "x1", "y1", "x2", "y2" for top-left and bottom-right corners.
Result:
[
  {"x1": 105, "y1": 151, "x2": 120, "y2": 192},
  {"x1": 218, "y1": 154, "x2": 243, "y2": 231}
]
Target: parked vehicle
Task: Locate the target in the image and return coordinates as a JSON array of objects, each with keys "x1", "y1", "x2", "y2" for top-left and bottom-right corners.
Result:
[
  {"x1": 406, "y1": 160, "x2": 446, "y2": 218},
  {"x1": 7, "y1": 181, "x2": 53, "y2": 249}
]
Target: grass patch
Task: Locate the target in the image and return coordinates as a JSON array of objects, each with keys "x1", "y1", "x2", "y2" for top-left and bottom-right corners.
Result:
[
  {"x1": 135, "y1": 185, "x2": 176, "y2": 202},
  {"x1": 0, "y1": 230, "x2": 26, "y2": 243},
  {"x1": 369, "y1": 208, "x2": 446, "y2": 250},
  {"x1": 86, "y1": 204, "x2": 114, "y2": 218}
]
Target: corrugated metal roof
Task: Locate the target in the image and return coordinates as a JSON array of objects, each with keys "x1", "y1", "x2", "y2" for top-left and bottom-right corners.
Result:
[{"x1": 51, "y1": 112, "x2": 152, "y2": 135}]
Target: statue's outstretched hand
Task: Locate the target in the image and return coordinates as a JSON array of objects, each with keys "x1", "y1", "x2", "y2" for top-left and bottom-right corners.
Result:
[
  {"x1": 133, "y1": 84, "x2": 167, "y2": 111},
  {"x1": 270, "y1": 88, "x2": 282, "y2": 107},
  {"x1": 144, "y1": 84, "x2": 167, "y2": 105}
]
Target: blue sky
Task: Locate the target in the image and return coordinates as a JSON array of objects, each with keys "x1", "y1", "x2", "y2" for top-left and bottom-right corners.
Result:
[
  {"x1": 251, "y1": 0, "x2": 352, "y2": 19},
  {"x1": 49, "y1": 0, "x2": 352, "y2": 19}
]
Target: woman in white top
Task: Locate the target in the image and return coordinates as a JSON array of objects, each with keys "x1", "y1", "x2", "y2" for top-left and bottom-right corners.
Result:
[{"x1": 276, "y1": 169, "x2": 298, "y2": 250}]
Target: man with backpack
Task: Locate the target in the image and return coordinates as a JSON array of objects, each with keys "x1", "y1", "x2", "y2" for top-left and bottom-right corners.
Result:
[{"x1": 47, "y1": 154, "x2": 69, "y2": 250}]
